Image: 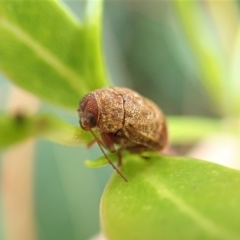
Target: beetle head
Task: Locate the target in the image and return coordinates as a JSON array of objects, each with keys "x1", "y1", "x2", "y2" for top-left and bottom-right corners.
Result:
[{"x1": 78, "y1": 93, "x2": 98, "y2": 131}]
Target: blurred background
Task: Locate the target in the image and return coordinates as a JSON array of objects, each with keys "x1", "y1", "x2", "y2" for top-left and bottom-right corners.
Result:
[{"x1": 1, "y1": 1, "x2": 240, "y2": 240}]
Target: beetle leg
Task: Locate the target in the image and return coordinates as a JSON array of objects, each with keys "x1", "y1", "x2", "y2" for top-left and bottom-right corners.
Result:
[
  {"x1": 87, "y1": 132, "x2": 116, "y2": 152},
  {"x1": 117, "y1": 148, "x2": 123, "y2": 166},
  {"x1": 87, "y1": 135, "x2": 106, "y2": 149},
  {"x1": 100, "y1": 133, "x2": 116, "y2": 153},
  {"x1": 87, "y1": 138, "x2": 97, "y2": 149},
  {"x1": 116, "y1": 143, "x2": 128, "y2": 166},
  {"x1": 89, "y1": 130, "x2": 128, "y2": 182}
]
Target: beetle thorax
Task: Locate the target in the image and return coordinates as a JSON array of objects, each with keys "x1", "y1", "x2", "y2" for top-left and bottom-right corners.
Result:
[{"x1": 93, "y1": 89, "x2": 125, "y2": 133}]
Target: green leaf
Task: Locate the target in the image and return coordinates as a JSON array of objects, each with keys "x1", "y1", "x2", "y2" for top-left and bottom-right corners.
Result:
[
  {"x1": 0, "y1": 112, "x2": 92, "y2": 149},
  {"x1": 0, "y1": 0, "x2": 108, "y2": 110},
  {"x1": 83, "y1": 0, "x2": 110, "y2": 90},
  {"x1": 101, "y1": 153, "x2": 240, "y2": 240}
]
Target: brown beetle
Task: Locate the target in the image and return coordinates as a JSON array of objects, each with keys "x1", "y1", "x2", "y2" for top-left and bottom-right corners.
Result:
[{"x1": 78, "y1": 87, "x2": 168, "y2": 182}]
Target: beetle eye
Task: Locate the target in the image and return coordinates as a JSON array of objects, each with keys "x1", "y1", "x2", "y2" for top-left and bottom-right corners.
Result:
[{"x1": 87, "y1": 113, "x2": 97, "y2": 128}]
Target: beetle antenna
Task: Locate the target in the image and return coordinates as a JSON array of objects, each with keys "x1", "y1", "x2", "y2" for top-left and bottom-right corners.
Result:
[{"x1": 89, "y1": 130, "x2": 128, "y2": 182}]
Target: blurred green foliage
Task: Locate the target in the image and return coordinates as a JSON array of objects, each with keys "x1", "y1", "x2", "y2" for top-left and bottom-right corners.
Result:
[{"x1": 1, "y1": 1, "x2": 240, "y2": 240}]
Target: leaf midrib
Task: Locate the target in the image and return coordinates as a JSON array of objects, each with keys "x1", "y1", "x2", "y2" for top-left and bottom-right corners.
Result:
[
  {"x1": 146, "y1": 175, "x2": 239, "y2": 240},
  {"x1": 0, "y1": 17, "x2": 87, "y2": 95}
]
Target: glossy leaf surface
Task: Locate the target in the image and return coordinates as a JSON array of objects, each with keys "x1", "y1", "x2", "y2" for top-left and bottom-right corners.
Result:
[
  {"x1": 0, "y1": 0, "x2": 107, "y2": 110},
  {"x1": 101, "y1": 153, "x2": 240, "y2": 240}
]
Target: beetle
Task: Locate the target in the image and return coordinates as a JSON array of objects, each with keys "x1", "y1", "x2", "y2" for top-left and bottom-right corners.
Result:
[{"x1": 77, "y1": 87, "x2": 168, "y2": 182}]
